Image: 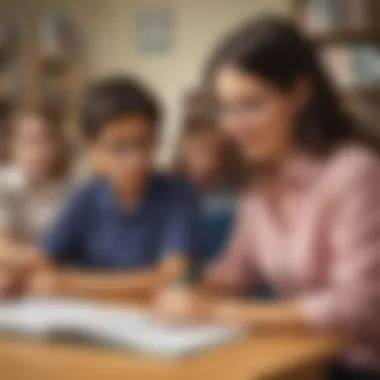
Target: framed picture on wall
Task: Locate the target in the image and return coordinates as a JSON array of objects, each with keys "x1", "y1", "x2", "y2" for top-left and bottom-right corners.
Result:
[{"x1": 135, "y1": 8, "x2": 173, "y2": 54}]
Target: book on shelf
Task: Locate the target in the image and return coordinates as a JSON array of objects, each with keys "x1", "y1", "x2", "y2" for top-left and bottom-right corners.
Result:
[
  {"x1": 40, "y1": 11, "x2": 82, "y2": 57},
  {"x1": 347, "y1": 0, "x2": 369, "y2": 30},
  {"x1": 351, "y1": 44, "x2": 380, "y2": 86},
  {"x1": 302, "y1": 0, "x2": 378, "y2": 34},
  {"x1": 320, "y1": 42, "x2": 380, "y2": 90},
  {"x1": 321, "y1": 44, "x2": 355, "y2": 87}
]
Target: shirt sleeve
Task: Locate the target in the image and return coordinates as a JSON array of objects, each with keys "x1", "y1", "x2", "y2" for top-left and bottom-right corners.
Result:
[
  {"x1": 210, "y1": 196, "x2": 258, "y2": 289},
  {"x1": 42, "y1": 187, "x2": 88, "y2": 264},
  {"x1": 159, "y1": 182, "x2": 202, "y2": 259},
  {"x1": 297, "y1": 154, "x2": 380, "y2": 335}
]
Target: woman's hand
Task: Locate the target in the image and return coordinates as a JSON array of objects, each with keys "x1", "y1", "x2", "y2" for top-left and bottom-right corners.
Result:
[
  {"x1": 155, "y1": 286, "x2": 307, "y2": 331},
  {"x1": 154, "y1": 286, "x2": 215, "y2": 324}
]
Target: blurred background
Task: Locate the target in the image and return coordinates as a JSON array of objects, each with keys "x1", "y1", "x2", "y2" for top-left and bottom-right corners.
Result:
[{"x1": 1, "y1": 0, "x2": 380, "y2": 166}]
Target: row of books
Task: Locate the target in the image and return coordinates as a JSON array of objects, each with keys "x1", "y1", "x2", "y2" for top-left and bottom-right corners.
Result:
[
  {"x1": 303, "y1": 0, "x2": 380, "y2": 34},
  {"x1": 1, "y1": 12, "x2": 81, "y2": 57},
  {"x1": 321, "y1": 43, "x2": 380, "y2": 89},
  {"x1": 0, "y1": 19, "x2": 21, "y2": 99},
  {"x1": 39, "y1": 11, "x2": 82, "y2": 57}
]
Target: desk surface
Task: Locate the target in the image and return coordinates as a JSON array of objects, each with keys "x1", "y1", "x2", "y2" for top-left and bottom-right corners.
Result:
[{"x1": 0, "y1": 331, "x2": 344, "y2": 380}]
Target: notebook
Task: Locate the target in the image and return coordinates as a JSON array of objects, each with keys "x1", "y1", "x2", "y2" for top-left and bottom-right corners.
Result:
[{"x1": 0, "y1": 298, "x2": 247, "y2": 357}]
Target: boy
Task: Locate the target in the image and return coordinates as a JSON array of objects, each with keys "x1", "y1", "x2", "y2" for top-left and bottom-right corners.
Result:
[{"x1": 2, "y1": 76, "x2": 200, "y2": 300}]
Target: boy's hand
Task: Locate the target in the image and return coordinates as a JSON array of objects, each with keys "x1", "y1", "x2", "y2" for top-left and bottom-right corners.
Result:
[
  {"x1": 0, "y1": 244, "x2": 39, "y2": 272},
  {"x1": 0, "y1": 245, "x2": 17, "y2": 267},
  {"x1": 26, "y1": 269, "x2": 66, "y2": 297},
  {"x1": 0, "y1": 270, "x2": 14, "y2": 299},
  {"x1": 0, "y1": 268, "x2": 24, "y2": 299},
  {"x1": 154, "y1": 286, "x2": 214, "y2": 324}
]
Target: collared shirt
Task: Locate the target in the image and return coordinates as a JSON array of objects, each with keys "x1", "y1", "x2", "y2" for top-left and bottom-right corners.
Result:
[
  {"x1": 0, "y1": 166, "x2": 75, "y2": 244},
  {"x1": 43, "y1": 174, "x2": 201, "y2": 270},
  {"x1": 214, "y1": 144, "x2": 380, "y2": 372}
]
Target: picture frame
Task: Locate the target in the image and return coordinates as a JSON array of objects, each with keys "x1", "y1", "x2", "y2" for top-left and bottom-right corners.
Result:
[{"x1": 135, "y1": 8, "x2": 173, "y2": 54}]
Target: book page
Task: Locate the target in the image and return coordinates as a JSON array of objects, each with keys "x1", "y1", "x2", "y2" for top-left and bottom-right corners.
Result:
[{"x1": 0, "y1": 298, "x2": 246, "y2": 357}]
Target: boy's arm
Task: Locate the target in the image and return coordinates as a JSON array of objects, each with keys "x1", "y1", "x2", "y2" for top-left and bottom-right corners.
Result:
[
  {"x1": 27, "y1": 255, "x2": 187, "y2": 301},
  {"x1": 0, "y1": 233, "x2": 51, "y2": 271},
  {"x1": 0, "y1": 231, "x2": 53, "y2": 297}
]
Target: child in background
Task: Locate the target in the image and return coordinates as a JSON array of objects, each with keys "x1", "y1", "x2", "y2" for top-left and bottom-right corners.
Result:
[
  {"x1": 0, "y1": 105, "x2": 73, "y2": 250},
  {"x1": 0, "y1": 105, "x2": 74, "y2": 296},
  {"x1": 1, "y1": 76, "x2": 201, "y2": 300},
  {"x1": 175, "y1": 90, "x2": 239, "y2": 262}
]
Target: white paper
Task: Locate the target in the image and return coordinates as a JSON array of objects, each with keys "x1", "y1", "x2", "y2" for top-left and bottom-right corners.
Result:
[{"x1": 0, "y1": 298, "x2": 247, "y2": 357}]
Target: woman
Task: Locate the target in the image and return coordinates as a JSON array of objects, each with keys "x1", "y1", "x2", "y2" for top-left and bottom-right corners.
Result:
[
  {"x1": 157, "y1": 17, "x2": 380, "y2": 379},
  {"x1": 0, "y1": 105, "x2": 76, "y2": 294},
  {"x1": 175, "y1": 90, "x2": 238, "y2": 262}
]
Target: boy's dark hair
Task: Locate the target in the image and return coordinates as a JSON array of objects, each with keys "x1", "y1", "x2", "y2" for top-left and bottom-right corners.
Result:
[{"x1": 81, "y1": 75, "x2": 161, "y2": 141}]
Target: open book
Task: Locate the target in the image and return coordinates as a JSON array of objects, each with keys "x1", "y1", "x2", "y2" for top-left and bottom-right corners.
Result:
[{"x1": 0, "y1": 298, "x2": 247, "y2": 357}]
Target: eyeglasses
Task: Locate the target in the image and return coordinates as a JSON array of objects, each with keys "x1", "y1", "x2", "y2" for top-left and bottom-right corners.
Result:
[{"x1": 217, "y1": 96, "x2": 267, "y2": 123}]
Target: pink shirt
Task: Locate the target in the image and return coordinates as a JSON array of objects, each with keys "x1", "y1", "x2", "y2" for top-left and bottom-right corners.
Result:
[{"x1": 215, "y1": 144, "x2": 380, "y2": 371}]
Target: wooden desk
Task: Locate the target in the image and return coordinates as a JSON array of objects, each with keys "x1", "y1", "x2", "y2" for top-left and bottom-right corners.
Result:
[{"x1": 0, "y1": 330, "x2": 344, "y2": 380}]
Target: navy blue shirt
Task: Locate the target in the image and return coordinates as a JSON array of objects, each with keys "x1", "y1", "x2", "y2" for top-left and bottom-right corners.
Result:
[
  {"x1": 43, "y1": 174, "x2": 201, "y2": 270},
  {"x1": 200, "y1": 189, "x2": 236, "y2": 262}
]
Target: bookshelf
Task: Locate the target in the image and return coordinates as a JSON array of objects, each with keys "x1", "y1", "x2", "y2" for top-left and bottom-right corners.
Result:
[
  {"x1": 293, "y1": 0, "x2": 380, "y2": 132},
  {"x1": 0, "y1": 19, "x2": 20, "y2": 162},
  {"x1": 30, "y1": 11, "x2": 84, "y2": 129},
  {"x1": 32, "y1": 53, "x2": 83, "y2": 118},
  {"x1": 0, "y1": 20, "x2": 20, "y2": 101},
  {"x1": 0, "y1": 12, "x2": 84, "y2": 162},
  {"x1": 310, "y1": 29, "x2": 380, "y2": 45}
]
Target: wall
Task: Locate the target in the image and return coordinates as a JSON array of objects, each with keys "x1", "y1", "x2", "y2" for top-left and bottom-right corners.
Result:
[{"x1": 3, "y1": 0, "x2": 291, "y2": 165}]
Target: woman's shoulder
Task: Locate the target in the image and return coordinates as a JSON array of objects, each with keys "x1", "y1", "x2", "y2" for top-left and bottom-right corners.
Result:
[
  {"x1": 316, "y1": 143, "x2": 380, "y2": 199},
  {"x1": 326, "y1": 143, "x2": 380, "y2": 181}
]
